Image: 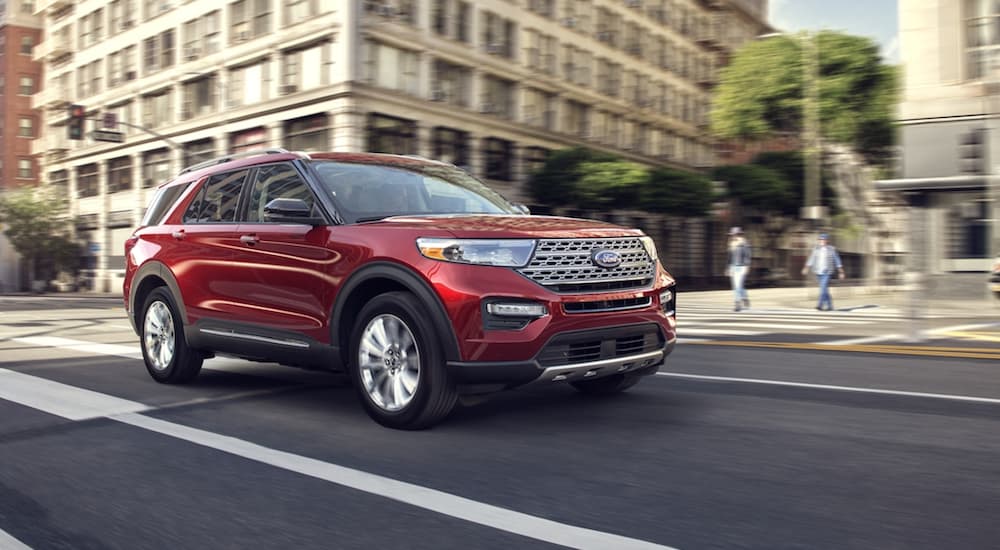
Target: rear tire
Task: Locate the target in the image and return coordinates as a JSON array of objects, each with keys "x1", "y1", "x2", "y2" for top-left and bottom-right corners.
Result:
[
  {"x1": 571, "y1": 373, "x2": 642, "y2": 395},
  {"x1": 349, "y1": 292, "x2": 457, "y2": 429},
  {"x1": 140, "y1": 287, "x2": 203, "y2": 384}
]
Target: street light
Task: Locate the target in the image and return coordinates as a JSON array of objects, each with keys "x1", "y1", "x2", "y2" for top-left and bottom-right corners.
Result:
[{"x1": 758, "y1": 31, "x2": 824, "y2": 227}]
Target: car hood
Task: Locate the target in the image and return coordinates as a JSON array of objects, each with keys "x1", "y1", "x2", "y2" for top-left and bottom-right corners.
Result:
[{"x1": 364, "y1": 214, "x2": 644, "y2": 239}]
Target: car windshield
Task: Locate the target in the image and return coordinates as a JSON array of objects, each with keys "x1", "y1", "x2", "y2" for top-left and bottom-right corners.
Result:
[{"x1": 309, "y1": 161, "x2": 520, "y2": 223}]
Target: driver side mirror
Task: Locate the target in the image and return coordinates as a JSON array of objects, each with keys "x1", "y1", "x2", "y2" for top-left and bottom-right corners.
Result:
[{"x1": 263, "y1": 198, "x2": 326, "y2": 225}]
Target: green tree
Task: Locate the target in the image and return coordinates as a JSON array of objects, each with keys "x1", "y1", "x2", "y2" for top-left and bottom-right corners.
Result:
[
  {"x1": 711, "y1": 164, "x2": 794, "y2": 217},
  {"x1": 577, "y1": 161, "x2": 647, "y2": 209},
  {"x1": 0, "y1": 190, "x2": 81, "y2": 288},
  {"x1": 526, "y1": 147, "x2": 618, "y2": 206},
  {"x1": 641, "y1": 167, "x2": 714, "y2": 217},
  {"x1": 711, "y1": 31, "x2": 897, "y2": 165},
  {"x1": 751, "y1": 151, "x2": 838, "y2": 215}
]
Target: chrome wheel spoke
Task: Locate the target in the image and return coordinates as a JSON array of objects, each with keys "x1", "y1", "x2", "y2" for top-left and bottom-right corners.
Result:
[
  {"x1": 357, "y1": 313, "x2": 421, "y2": 412},
  {"x1": 144, "y1": 301, "x2": 175, "y2": 371}
]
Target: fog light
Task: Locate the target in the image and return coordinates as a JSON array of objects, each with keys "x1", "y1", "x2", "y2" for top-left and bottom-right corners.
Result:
[
  {"x1": 659, "y1": 290, "x2": 673, "y2": 304},
  {"x1": 486, "y1": 302, "x2": 547, "y2": 318}
]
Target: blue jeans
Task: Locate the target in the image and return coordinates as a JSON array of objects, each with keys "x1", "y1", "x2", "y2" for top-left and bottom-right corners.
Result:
[
  {"x1": 816, "y1": 273, "x2": 833, "y2": 310},
  {"x1": 730, "y1": 265, "x2": 748, "y2": 304}
]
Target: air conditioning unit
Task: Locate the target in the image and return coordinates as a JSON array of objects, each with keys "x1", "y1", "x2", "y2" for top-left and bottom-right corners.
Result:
[
  {"x1": 561, "y1": 17, "x2": 576, "y2": 28},
  {"x1": 430, "y1": 88, "x2": 446, "y2": 101},
  {"x1": 597, "y1": 31, "x2": 612, "y2": 42},
  {"x1": 486, "y1": 42, "x2": 504, "y2": 55},
  {"x1": 480, "y1": 102, "x2": 496, "y2": 114},
  {"x1": 184, "y1": 47, "x2": 200, "y2": 61},
  {"x1": 280, "y1": 84, "x2": 298, "y2": 95}
]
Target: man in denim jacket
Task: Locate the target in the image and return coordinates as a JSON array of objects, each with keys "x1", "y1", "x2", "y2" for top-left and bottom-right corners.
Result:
[{"x1": 801, "y1": 233, "x2": 845, "y2": 311}]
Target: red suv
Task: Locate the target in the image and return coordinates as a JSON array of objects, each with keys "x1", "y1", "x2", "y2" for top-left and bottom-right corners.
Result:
[{"x1": 124, "y1": 149, "x2": 677, "y2": 429}]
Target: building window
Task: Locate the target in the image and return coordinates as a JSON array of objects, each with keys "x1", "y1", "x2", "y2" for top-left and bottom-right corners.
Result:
[
  {"x1": 966, "y1": 0, "x2": 1000, "y2": 79},
  {"x1": 20, "y1": 35, "x2": 33, "y2": 55},
  {"x1": 142, "y1": 149, "x2": 171, "y2": 187},
  {"x1": 527, "y1": 0, "x2": 554, "y2": 17},
  {"x1": 230, "y1": 127, "x2": 268, "y2": 153},
  {"x1": 481, "y1": 75, "x2": 515, "y2": 119},
  {"x1": 142, "y1": 89, "x2": 172, "y2": 128},
  {"x1": 563, "y1": 100, "x2": 589, "y2": 138},
  {"x1": 19, "y1": 76, "x2": 35, "y2": 95},
  {"x1": 107, "y1": 157, "x2": 133, "y2": 193},
  {"x1": 49, "y1": 170, "x2": 70, "y2": 194},
  {"x1": 481, "y1": 11, "x2": 516, "y2": 59},
  {"x1": 144, "y1": 0, "x2": 172, "y2": 20},
  {"x1": 522, "y1": 147, "x2": 549, "y2": 176},
  {"x1": 430, "y1": 59, "x2": 470, "y2": 107},
  {"x1": 432, "y1": 127, "x2": 469, "y2": 167},
  {"x1": 143, "y1": 29, "x2": 175, "y2": 74},
  {"x1": 483, "y1": 138, "x2": 513, "y2": 181},
  {"x1": 284, "y1": 114, "x2": 329, "y2": 151},
  {"x1": 230, "y1": 0, "x2": 272, "y2": 43},
  {"x1": 364, "y1": 0, "x2": 416, "y2": 25},
  {"x1": 184, "y1": 138, "x2": 216, "y2": 165},
  {"x1": 17, "y1": 159, "x2": 33, "y2": 179},
  {"x1": 283, "y1": 44, "x2": 328, "y2": 93},
  {"x1": 18, "y1": 117, "x2": 34, "y2": 138},
  {"x1": 367, "y1": 113, "x2": 417, "y2": 155},
  {"x1": 182, "y1": 75, "x2": 218, "y2": 119},
  {"x1": 183, "y1": 11, "x2": 221, "y2": 60},
  {"x1": 286, "y1": 0, "x2": 331, "y2": 26},
  {"x1": 229, "y1": 61, "x2": 268, "y2": 106},
  {"x1": 363, "y1": 41, "x2": 419, "y2": 95},
  {"x1": 948, "y1": 197, "x2": 990, "y2": 258},
  {"x1": 21, "y1": 1, "x2": 34, "y2": 14},
  {"x1": 77, "y1": 164, "x2": 99, "y2": 196},
  {"x1": 522, "y1": 88, "x2": 555, "y2": 130}
]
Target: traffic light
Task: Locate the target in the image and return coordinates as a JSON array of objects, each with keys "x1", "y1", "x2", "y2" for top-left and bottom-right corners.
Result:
[{"x1": 68, "y1": 104, "x2": 86, "y2": 140}]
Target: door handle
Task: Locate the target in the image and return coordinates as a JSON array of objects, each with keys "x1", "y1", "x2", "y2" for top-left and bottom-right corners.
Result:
[
  {"x1": 171, "y1": 230, "x2": 185, "y2": 240},
  {"x1": 240, "y1": 234, "x2": 259, "y2": 245}
]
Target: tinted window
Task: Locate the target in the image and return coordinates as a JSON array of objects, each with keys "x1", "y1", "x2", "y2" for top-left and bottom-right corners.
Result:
[
  {"x1": 310, "y1": 161, "x2": 517, "y2": 223},
  {"x1": 182, "y1": 170, "x2": 248, "y2": 223},
  {"x1": 246, "y1": 163, "x2": 319, "y2": 222},
  {"x1": 141, "y1": 182, "x2": 190, "y2": 226}
]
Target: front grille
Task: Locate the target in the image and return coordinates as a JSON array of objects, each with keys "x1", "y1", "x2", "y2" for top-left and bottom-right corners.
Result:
[
  {"x1": 537, "y1": 324, "x2": 664, "y2": 367},
  {"x1": 563, "y1": 296, "x2": 652, "y2": 314},
  {"x1": 517, "y1": 238, "x2": 656, "y2": 293}
]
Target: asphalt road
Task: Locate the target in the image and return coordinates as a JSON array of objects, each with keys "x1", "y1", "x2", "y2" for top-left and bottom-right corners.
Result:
[{"x1": 1, "y1": 299, "x2": 999, "y2": 549}]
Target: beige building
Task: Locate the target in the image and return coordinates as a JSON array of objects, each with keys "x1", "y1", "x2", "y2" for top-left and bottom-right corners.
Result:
[
  {"x1": 881, "y1": 0, "x2": 1000, "y2": 272},
  {"x1": 32, "y1": 0, "x2": 768, "y2": 292}
]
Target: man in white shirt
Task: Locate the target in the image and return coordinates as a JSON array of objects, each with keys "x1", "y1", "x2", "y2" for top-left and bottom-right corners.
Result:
[{"x1": 801, "y1": 233, "x2": 845, "y2": 311}]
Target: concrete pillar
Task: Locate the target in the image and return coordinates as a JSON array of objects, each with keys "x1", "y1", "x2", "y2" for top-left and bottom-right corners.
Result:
[
  {"x1": 417, "y1": 122, "x2": 433, "y2": 159},
  {"x1": 266, "y1": 121, "x2": 283, "y2": 148},
  {"x1": 131, "y1": 153, "x2": 144, "y2": 227},
  {"x1": 332, "y1": 99, "x2": 366, "y2": 152},
  {"x1": 468, "y1": 133, "x2": 483, "y2": 180},
  {"x1": 97, "y1": 160, "x2": 111, "y2": 293},
  {"x1": 418, "y1": 51, "x2": 434, "y2": 101}
]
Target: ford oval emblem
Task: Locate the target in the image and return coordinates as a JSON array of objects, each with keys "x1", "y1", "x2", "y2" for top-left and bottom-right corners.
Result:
[{"x1": 591, "y1": 249, "x2": 622, "y2": 269}]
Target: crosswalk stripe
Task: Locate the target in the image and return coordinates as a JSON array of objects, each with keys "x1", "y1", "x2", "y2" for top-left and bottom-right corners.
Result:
[
  {"x1": 13, "y1": 336, "x2": 141, "y2": 359},
  {"x1": 0, "y1": 367, "x2": 149, "y2": 420},
  {"x1": 679, "y1": 328, "x2": 766, "y2": 336},
  {"x1": 683, "y1": 322, "x2": 826, "y2": 331},
  {"x1": 678, "y1": 316, "x2": 874, "y2": 325}
]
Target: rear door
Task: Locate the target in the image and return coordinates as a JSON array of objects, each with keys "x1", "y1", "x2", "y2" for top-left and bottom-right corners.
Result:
[
  {"x1": 233, "y1": 162, "x2": 340, "y2": 340},
  {"x1": 171, "y1": 169, "x2": 250, "y2": 324}
]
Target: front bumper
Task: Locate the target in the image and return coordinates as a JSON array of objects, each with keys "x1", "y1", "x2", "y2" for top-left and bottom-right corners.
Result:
[{"x1": 447, "y1": 323, "x2": 676, "y2": 389}]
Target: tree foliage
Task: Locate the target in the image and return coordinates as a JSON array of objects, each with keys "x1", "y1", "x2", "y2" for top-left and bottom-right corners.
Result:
[
  {"x1": 711, "y1": 164, "x2": 794, "y2": 215},
  {"x1": 711, "y1": 31, "x2": 897, "y2": 165},
  {"x1": 577, "y1": 161, "x2": 647, "y2": 209},
  {"x1": 641, "y1": 167, "x2": 714, "y2": 217},
  {"x1": 526, "y1": 147, "x2": 617, "y2": 206},
  {"x1": 0, "y1": 190, "x2": 81, "y2": 284}
]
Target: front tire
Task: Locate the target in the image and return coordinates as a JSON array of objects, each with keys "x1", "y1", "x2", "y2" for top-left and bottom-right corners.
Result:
[
  {"x1": 349, "y1": 292, "x2": 457, "y2": 429},
  {"x1": 140, "y1": 287, "x2": 203, "y2": 384}
]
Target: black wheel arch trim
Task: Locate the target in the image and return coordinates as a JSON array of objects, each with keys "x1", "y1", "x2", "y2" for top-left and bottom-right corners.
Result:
[
  {"x1": 331, "y1": 261, "x2": 462, "y2": 363},
  {"x1": 129, "y1": 261, "x2": 189, "y2": 333}
]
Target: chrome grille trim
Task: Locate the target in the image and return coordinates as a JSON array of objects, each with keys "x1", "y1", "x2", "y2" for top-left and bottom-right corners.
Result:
[{"x1": 517, "y1": 238, "x2": 656, "y2": 292}]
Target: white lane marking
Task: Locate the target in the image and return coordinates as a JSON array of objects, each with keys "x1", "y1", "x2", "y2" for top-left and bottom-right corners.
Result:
[
  {"x1": 117, "y1": 413, "x2": 676, "y2": 550},
  {"x1": 676, "y1": 337, "x2": 710, "y2": 343},
  {"x1": 679, "y1": 328, "x2": 765, "y2": 336},
  {"x1": 656, "y1": 372, "x2": 1000, "y2": 405},
  {"x1": 689, "y1": 322, "x2": 826, "y2": 331},
  {"x1": 678, "y1": 315, "x2": 874, "y2": 325},
  {"x1": 0, "y1": 369, "x2": 677, "y2": 550},
  {"x1": 821, "y1": 334, "x2": 902, "y2": 346},
  {"x1": 0, "y1": 528, "x2": 32, "y2": 550},
  {"x1": 13, "y1": 336, "x2": 141, "y2": 359},
  {"x1": 926, "y1": 322, "x2": 1000, "y2": 335},
  {"x1": 0, "y1": 368, "x2": 149, "y2": 420}
]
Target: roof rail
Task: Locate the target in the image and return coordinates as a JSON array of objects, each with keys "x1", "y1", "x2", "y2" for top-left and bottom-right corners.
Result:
[{"x1": 177, "y1": 148, "x2": 290, "y2": 176}]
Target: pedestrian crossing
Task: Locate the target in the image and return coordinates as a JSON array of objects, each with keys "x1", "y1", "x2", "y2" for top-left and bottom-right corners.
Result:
[{"x1": 675, "y1": 304, "x2": 908, "y2": 342}]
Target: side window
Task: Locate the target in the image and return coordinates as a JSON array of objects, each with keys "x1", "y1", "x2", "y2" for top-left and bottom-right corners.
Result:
[
  {"x1": 141, "y1": 182, "x2": 190, "y2": 226},
  {"x1": 182, "y1": 170, "x2": 248, "y2": 223},
  {"x1": 246, "y1": 163, "x2": 318, "y2": 222}
]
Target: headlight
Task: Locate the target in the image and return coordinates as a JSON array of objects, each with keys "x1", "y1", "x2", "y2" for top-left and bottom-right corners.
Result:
[
  {"x1": 416, "y1": 238, "x2": 536, "y2": 267},
  {"x1": 640, "y1": 236, "x2": 658, "y2": 262}
]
